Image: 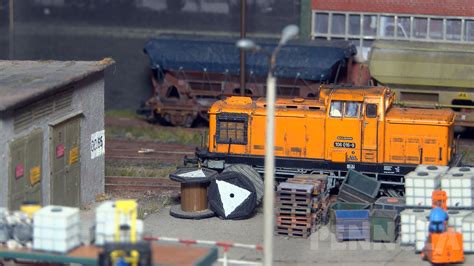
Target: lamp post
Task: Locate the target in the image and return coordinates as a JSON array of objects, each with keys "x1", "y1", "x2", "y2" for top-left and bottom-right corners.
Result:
[{"x1": 236, "y1": 24, "x2": 299, "y2": 266}]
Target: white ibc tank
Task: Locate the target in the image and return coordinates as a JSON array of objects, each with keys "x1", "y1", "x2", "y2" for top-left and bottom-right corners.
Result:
[
  {"x1": 415, "y1": 216, "x2": 430, "y2": 252},
  {"x1": 33, "y1": 206, "x2": 81, "y2": 253},
  {"x1": 405, "y1": 171, "x2": 441, "y2": 207},
  {"x1": 95, "y1": 201, "x2": 144, "y2": 246},
  {"x1": 415, "y1": 165, "x2": 449, "y2": 175},
  {"x1": 400, "y1": 209, "x2": 429, "y2": 245},
  {"x1": 462, "y1": 213, "x2": 474, "y2": 253},
  {"x1": 441, "y1": 173, "x2": 474, "y2": 208},
  {"x1": 448, "y1": 167, "x2": 474, "y2": 175}
]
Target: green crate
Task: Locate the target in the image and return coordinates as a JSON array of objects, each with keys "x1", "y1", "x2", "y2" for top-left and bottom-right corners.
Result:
[{"x1": 370, "y1": 209, "x2": 399, "y2": 243}]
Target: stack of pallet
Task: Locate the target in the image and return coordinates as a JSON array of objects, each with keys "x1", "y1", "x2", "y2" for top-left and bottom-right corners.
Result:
[
  {"x1": 287, "y1": 174, "x2": 329, "y2": 232},
  {"x1": 275, "y1": 175, "x2": 329, "y2": 238},
  {"x1": 275, "y1": 182, "x2": 314, "y2": 238}
]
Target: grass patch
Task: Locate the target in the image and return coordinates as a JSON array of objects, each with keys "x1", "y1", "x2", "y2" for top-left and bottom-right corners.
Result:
[
  {"x1": 137, "y1": 194, "x2": 175, "y2": 219},
  {"x1": 106, "y1": 124, "x2": 207, "y2": 146},
  {"x1": 105, "y1": 161, "x2": 178, "y2": 177}
]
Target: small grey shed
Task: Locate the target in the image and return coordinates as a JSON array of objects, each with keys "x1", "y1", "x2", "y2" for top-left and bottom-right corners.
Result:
[{"x1": 0, "y1": 59, "x2": 114, "y2": 210}]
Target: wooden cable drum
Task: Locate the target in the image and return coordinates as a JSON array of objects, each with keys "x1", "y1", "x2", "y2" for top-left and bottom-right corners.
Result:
[
  {"x1": 180, "y1": 183, "x2": 208, "y2": 212},
  {"x1": 169, "y1": 168, "x2": 217, "y2": 219}
]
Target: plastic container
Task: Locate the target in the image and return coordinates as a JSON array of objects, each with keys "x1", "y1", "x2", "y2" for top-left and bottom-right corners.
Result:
[
  {"x1": 329, "y1": 202, "x2": 371, "y2": 232},
  {"x1": 448, "y1": 167, "x2": 474, "y2": 175},
  {"x1": 370, "y1": 209, "x2": 399, "y2": 242},
  {"x1": 335, "y1": 210, "x2": 370, "y2": 241},
  {"x1": 462, "y1": 213, "x2": 474, "y2": 253},
  {"x1": 441, "y1": 173, "x2": 474, "y2": 208},
  {"x1": 415, "y1": 165, "x2": 449, "y2": 174},
  {"x1": 337, "y1": 170, "x2": 380, "y2": 204},
  {"x1": 374, "y1": 197, "x2": 406, "y2": 214},
  {"x1": 33, "y1": 205, "x2": 81, "y2": 253},
  {"x1": 400, "y1": 209, "x2": 429, "y2": 245},
  {"x1": 405, "y1": 171, "x2": 441, "y2": 207},
  {"x1": 415, "y1": 215, "x2": 430, "y2": 252},
  {"x1": 95, "y1": 201, "x2": 144, "y2": 246}
]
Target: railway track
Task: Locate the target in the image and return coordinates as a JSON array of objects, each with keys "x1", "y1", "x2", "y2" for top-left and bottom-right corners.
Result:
[
  {"x1": 106, "y1": 139, "x2": 196, "y2": 164},
  {"x1": 105, "y1": 176, "x2": 180, "y2": 192}
]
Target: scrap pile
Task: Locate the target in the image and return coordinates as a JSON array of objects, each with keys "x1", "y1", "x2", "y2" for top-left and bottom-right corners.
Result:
[{"x1": 275, "y1": 174, "x2": 329, "y2": 238}]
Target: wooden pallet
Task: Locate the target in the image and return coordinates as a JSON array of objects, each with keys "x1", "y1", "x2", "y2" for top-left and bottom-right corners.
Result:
[
  {"x1": 275, "y1": 226, "x2": 311, "y2": 238},
  {"x1": 275, "y1": 210, "x2": 311, "y2": 218},
  {"x1": 276, "y1": 220, "x2": 312, "y2": 229},
  {"x1": 277, "y1": 183, "x2": 314, "y2": 195},
  {"x1": 276, "y1": 206, "x2": 311, "y2": 215},
  {"x1": 276, "y1": 200, "x2": 312, "y2": 208},
  {"x1": 276, "y1": 196, "x2": 312, "y2": 204},
  {"x1": 276, "y1": 192, "x2": 312, "y2": 201},
  {"x1": 276, "y1": 215, "x2": 312, "y2": 223}
]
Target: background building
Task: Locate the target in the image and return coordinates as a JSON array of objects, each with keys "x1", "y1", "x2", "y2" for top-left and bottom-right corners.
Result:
[
  {"x1": 311, "y1": 0, "x2": 474, "y2": 60},
  {"x1": 0, "y1": 59, "x2": 112, "y2": 209}
]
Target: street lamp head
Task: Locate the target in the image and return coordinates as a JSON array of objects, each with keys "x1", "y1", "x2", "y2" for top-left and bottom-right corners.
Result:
[
  {"x1": 236, "y1": 38, "x2": 260, "y2": 51},
  {"x1": 279, "y1": 24, "x2": 299, "y2": 45}
]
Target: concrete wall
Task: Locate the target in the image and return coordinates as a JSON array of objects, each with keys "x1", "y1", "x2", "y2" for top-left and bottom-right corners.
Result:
[{"x1": 0, "y1": 73, "x2": 105, "y2": 208}]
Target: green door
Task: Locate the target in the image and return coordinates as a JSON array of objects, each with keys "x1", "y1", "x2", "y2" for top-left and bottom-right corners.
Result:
[
  {"x1": 51, "y1": 117, "x2": 81, "y2": 207},
  {"x1": 8, "y1": 130, "x2": 43, "y2": 210},
  {"x1": 25, "y1": 131, "x2": 43, "y2": 203},
  {"x1": 9, "y1": 138, "x2": 27, "y2": 210}
]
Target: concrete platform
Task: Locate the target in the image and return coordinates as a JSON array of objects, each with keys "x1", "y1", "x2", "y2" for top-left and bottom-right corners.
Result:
[{"x1": 144, "y1": 206, "x2": 473, "y2": 265}]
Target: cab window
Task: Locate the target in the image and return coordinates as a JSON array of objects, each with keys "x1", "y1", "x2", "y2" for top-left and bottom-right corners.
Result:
[
  {"x1": 344, "y1": 102, "x2": 361, "y2": 118},
  {"x1": 366, "y1": 104, "x2": 378, "y2": 118},
  {"x1": 330, "y1": 101, "x2": 342, "y2": 117}
]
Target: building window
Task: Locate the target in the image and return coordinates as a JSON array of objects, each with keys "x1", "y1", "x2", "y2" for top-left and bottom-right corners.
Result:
[
  {"x1": 429, "y1": 18, "x2": 443, "y2": 40},
  {"x1": 315, "y1": 13, "x2": 329, "y2": 34},
  {"x1": 349, "y1": 14, "x2": 361, "y2": 35},
  {"x1": 446, "y1": 19, "x2": 462, "y2": 41},
  {"x1": 331, "y1": 13, "x2": 346, "y2": 35},
  {"x1": 413, "y1": 17, "x2": 428, "y2": 39},
  {"x1": 397, "y1": 16, "x2": 411, "y2": 38},
  {"x1": 466, "y1": 20, "x2": 474, "y2": 42},
  {"x1": 363, "y1": 15, "x2": 377, "y2": 36},
  {"x1": 380, "y1": 16, "x2": 395, "y2": 37},
  {"x1": 216, "y1": 113, "x2": 248, "y2": 144}
]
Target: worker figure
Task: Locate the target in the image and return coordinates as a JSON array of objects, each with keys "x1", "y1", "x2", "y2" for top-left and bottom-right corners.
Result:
[{"x1": 429, "y1": 205, "x2": 449, "y2": 233}]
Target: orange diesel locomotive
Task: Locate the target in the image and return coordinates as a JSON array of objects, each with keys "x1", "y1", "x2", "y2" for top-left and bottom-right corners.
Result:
[{"x1": 195, "y1": 86, "x2": 457, "y2": 186}]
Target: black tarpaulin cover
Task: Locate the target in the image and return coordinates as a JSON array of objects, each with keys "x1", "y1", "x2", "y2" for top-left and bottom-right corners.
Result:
[
  {"x1": 144, "y1": 36, "x2": 356, "y2": 82},
  {"x1": 208, "y1": 171, "x2": 257, "y2": 220}
]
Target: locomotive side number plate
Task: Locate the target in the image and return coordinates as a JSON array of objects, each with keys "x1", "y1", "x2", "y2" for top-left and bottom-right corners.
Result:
[{"x1": 334, "y1": 142, "x2": 356, "y2": 148}]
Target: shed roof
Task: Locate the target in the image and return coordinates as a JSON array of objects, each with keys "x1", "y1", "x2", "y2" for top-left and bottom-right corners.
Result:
[{"x1": 0, "y1": 59, "x2": 114, "y2": 112}]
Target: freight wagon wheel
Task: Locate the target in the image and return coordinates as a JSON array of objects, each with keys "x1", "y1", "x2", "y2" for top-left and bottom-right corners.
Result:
[{"x1": 223, "y1": 164, "x2": 264, "y2": 205}]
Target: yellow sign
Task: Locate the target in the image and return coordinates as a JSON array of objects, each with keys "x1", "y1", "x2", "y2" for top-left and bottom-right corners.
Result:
[
  {"x1": 69, "y1": 147, "x2": 79, "y2": 165},
  {"x1": 457, "y1": 92, "x2": 470, "y2": 100},
  {"x1": 29, "y1": 166, "x2": 41, "y2": 186}
]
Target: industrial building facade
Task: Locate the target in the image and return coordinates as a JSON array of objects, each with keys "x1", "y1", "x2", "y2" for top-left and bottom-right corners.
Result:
[
  {"x1": 311, "y1": 0, "x2": 474, "y2": 60},
  {"x1": 0, "y1": 59, "x2": 112, "y2": 210}
]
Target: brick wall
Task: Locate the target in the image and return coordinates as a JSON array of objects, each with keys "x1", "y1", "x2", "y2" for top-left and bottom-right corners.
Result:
[{"x1": 312, "y1": 0, "x2": 474, "y2": 17}]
